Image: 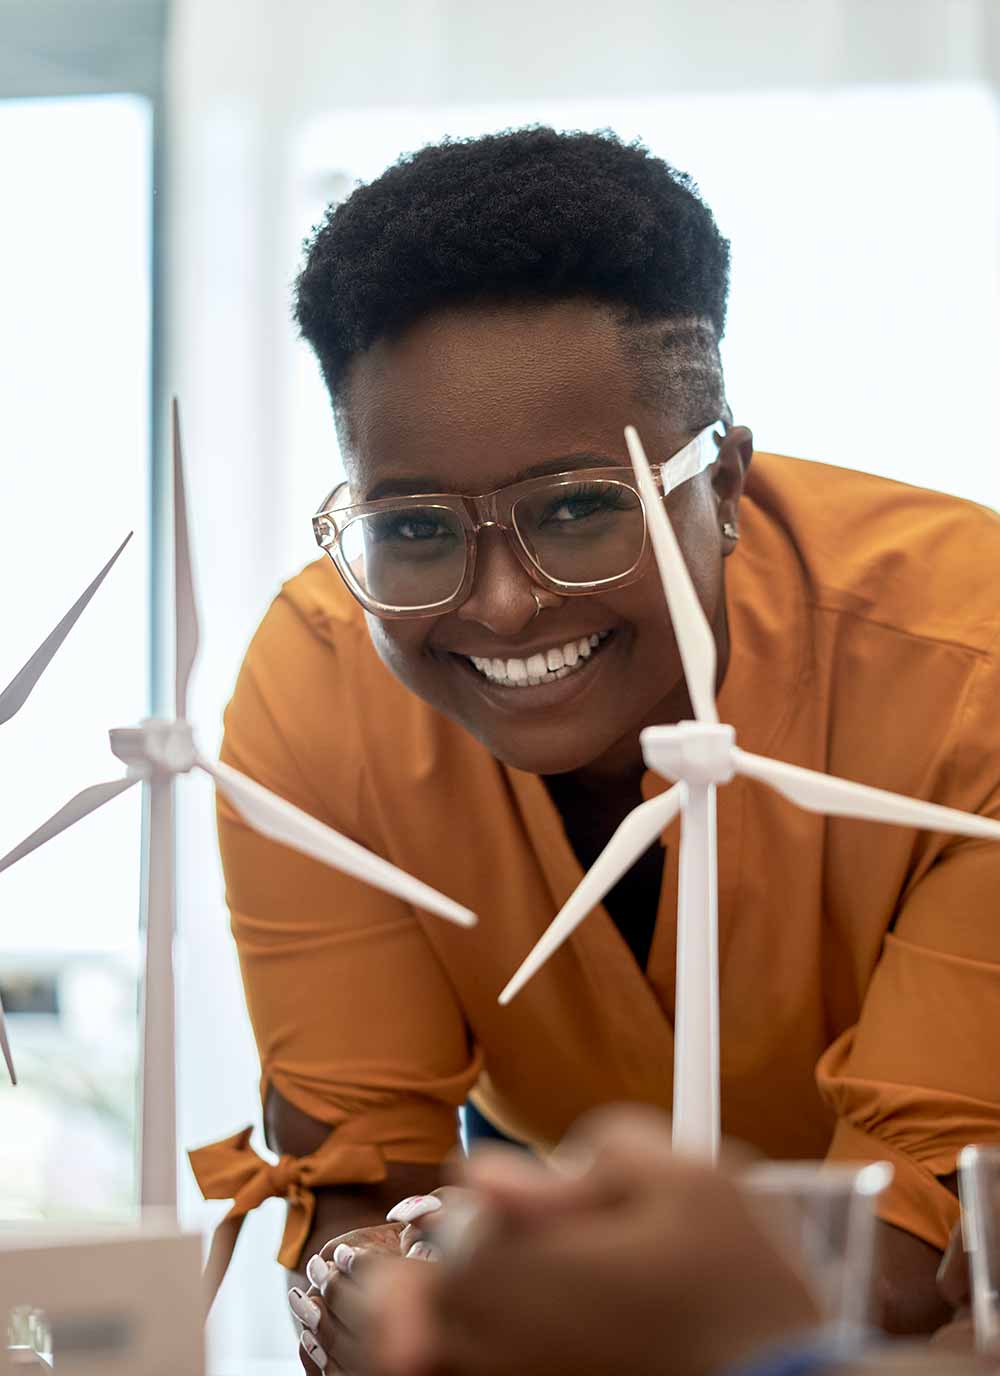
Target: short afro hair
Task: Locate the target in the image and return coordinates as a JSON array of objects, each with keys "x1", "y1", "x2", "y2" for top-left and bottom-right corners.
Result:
[{"x1": 294, "y1": 126, "x2": 731, "y2": 405}]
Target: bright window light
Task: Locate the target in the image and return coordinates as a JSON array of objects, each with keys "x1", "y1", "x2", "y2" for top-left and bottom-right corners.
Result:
[
  {"x1": 0, "y1": 93, "x2": 152, "y2": 1222},
  {"x1": 0, "y1": 94, "x2": 152, "y2": 957}
]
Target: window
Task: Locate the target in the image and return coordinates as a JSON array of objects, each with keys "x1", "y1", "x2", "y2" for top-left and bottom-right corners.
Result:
[{"x1": 0, "y1": 94, "x2": 152, "y2": 1223}]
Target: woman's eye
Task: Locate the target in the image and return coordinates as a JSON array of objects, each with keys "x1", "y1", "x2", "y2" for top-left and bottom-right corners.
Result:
[
  {"x1": 542, "y1": 487, "x2": 625, "y2": 523},
  {"x1": 373, "y1": 514, "x2": 451, "y2": 541},
  {"x1": 550, "y1": 501, "x2": 593, "y2": 521},
  {"x1": 398, "y1": 518, "x2": 444, "y2": 539}
]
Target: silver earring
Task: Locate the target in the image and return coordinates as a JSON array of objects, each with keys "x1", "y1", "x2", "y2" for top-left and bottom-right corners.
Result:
[{"x1": 722, "y1": 522, "x2": 739, "y2": 542}]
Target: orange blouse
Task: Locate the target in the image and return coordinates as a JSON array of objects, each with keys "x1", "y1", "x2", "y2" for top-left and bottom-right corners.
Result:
[{"x1": 208, "y1": 451, "x2": 1000, "y2": 1257}]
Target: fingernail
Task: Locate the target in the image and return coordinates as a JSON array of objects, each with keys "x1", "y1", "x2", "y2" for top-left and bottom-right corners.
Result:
[
  {"x1": 405, "y1": 1240, "x2": 440, "y2": 1261},
  {"x1": 301, "y1": 1330, "x2": 328, "y2": 1369},
  {"x1": 386, "y1": 1194, "x2": 443, "y2": 1224},
  {"x1": 288, "y1": 1287, "x2": 321, "y2": 1331},
  {"x1": 333, "y1": 1242, "x2": 355, "y2": 1274},
  {"x1": 306, "y1": 1253, "x2": 332, "y2": 1289}
]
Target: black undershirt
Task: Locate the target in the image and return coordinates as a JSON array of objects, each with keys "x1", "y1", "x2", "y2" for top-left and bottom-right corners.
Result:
[
  {"x1": 592, "y1": 839, "x2": 665, "y2": 971},
  {"x1": 541, "y1": 775, "x2": 665, "y2": 973}
]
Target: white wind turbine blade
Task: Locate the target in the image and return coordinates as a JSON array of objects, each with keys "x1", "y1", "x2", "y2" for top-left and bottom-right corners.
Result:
[
  {"x1": 734, "y1": 749, "x2": 1000, "y2": 842},
  {"x1": 201, "y1": 757, "x2": 477, "y2": 928},
  {"x1": 673, "y1": 784, "x2": 720, "y2": 1159},
  {"x1": 0, "y1": 533, "x2": 133, "y2": 725},
  {"x1": 499, "y1": 783, "x2": 685, "y2": 1005},
  {"x1": 0, "y1": 992, "x2": 16, "y2": 1085},
  {"x1": 172, "y1": 399, "x2": 200, "y2": 720},
  {"x1": 625, "y1": 427, "x2": 718, "y2": 724},
  {"x1": 0, "y1": 776, "x2": 139, "y2": 875}
]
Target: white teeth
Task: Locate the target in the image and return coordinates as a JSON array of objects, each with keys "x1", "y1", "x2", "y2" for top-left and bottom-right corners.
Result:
[{"x1": 469, "y1": 631, "x2": 611, "y2": 688}]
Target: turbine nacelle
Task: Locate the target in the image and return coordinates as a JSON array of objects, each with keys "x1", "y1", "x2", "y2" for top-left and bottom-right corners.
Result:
[
  {"x1": 642, "y1": 722, "x2": 736, "y2": 788},
  {"x1": 110, "y1": 719, "x2": 198, "y2": 779}
]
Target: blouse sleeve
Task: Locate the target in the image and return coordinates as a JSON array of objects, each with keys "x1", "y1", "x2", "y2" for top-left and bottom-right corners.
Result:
[
  {"x1": 216, "y1": 587, "x2": 480, "y2": 1168},
  {"x1": 817, "y1": 640, "x2": 1000, "y2": 1249}
]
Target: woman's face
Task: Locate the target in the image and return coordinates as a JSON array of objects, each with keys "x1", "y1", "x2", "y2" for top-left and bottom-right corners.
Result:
[{"x1": 339, "y1": 299, "x2": 750, "y2": 779}]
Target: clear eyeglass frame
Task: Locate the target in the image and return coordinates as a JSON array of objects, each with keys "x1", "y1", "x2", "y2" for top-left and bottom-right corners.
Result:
[{"x1": 311, "y1": 420, "x2": 724, "y2": 619}]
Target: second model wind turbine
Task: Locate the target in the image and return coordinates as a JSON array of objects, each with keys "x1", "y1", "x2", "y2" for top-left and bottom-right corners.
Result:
[
  {"x1": 0, "y1": 401, "x2": 476, "y2": 1211},
  {"x1": 500, "y1": 424, "x2": 1000, "y2": 1159}
]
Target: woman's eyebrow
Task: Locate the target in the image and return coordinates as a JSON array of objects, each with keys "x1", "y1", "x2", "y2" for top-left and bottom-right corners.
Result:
[{"x1": 364, "y1": 453, "x2": 625, "y2": 501}]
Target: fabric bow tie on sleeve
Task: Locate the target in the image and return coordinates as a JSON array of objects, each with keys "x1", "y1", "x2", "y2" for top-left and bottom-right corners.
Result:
[{"x1": 189, "y1": 1125, "x2": 387, "y2": 1309}]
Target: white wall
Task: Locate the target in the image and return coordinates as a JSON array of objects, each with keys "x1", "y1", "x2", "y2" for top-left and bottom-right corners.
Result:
[{"x1": 163, "y1": 2, "x2": 1000, "y2": 1364}]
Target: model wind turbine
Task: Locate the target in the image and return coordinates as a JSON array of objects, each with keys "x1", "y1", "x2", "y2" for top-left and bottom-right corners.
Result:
[
  {"x1": 0, "y1": 534, "x2": 133, "y2": 1086},
  {"x1": 500, "y1": 424, "x2": 1000, "y2": 1159},
  {"x1": 0, "y1": 400, "x2": 476, "y2": 1212}
]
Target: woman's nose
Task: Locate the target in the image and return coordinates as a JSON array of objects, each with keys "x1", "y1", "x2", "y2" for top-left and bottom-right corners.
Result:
[{"x1": 455, "y1": 529, "x2": 559, "y2": 636}]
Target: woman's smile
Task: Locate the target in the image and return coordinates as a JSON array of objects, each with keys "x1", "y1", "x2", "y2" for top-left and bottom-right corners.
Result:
[{"x1": 447, "y1": 626, "x2": 618, "y2": 710}]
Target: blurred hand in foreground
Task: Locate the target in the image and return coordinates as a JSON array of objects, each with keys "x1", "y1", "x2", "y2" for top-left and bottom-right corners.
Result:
[{"x1": 330, "y1": 1105, "x2": 822, "y2": 1376}]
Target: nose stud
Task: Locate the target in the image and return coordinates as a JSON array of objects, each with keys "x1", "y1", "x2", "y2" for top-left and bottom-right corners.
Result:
[{"x1": 530, "y1": 588, "x2": 543, "y2": 619}]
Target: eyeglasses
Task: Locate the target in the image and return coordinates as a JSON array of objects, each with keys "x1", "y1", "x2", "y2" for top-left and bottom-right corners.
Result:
[{"x1": 312, "y1": 420, "x2": 724, "y2": 619}]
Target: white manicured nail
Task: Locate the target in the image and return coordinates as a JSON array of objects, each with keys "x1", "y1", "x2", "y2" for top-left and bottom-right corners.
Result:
[
  {"x1": 306, "y1": 1253, "x2": 332, "y2": 1289},
  {"x1": 333, "y1": 1242, "x2": 355, "y2": 1274},
  {"x1": 386, "y1": 1194, "x2": 443, "y2": 1225},
  {"x1": 288, "y1": 1287, "x2": 321, "y2": 1331},
  {"x1": 405, "y1": 1240, "x2": 440, "y2": 1261},
  {"x1": 301, "y1": 1330, "x2": 328, "y2": 1369}
]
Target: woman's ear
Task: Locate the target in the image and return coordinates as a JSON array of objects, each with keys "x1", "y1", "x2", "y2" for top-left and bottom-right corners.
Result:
[{"x1": 713, "y1": 424, "x2": 752, "y2": 551}]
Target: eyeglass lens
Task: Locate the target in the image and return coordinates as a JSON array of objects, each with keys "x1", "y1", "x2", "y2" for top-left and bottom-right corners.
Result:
[
  {"x1": 338, "y1": 479, "x2": 646, "y2": 608},
  {"x1": 512, "y1": 479, "x2": 644, "y2": 586},
  {"x1": 340, "y1": 504, "x2": 467, "y2": 608}
]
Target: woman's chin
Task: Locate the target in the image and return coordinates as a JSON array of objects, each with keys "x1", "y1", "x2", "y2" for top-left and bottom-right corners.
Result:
[{"x1": 466, "y1": 718, "x2": 620, "y2": 777}]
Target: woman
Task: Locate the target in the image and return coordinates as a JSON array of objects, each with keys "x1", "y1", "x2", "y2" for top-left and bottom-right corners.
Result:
[{"x1": 191, "y1": 129, "x2": 1000, "y2": 1362}]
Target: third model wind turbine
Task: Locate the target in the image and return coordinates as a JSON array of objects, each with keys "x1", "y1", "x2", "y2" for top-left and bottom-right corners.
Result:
[{"x1": 500, "y1": 424, "x2": 1000, "y2": 1159}]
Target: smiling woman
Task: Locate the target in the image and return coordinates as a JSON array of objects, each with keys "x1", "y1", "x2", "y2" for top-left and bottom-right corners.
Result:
[{"x1": 191, "y1": 127, "x2": 1000, "y2": 1366}]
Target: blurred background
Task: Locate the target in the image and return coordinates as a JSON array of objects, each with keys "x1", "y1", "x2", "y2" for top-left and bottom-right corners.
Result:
[{"x1": 1, "y1": 0, "x2": 998, "y2": 1367}]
